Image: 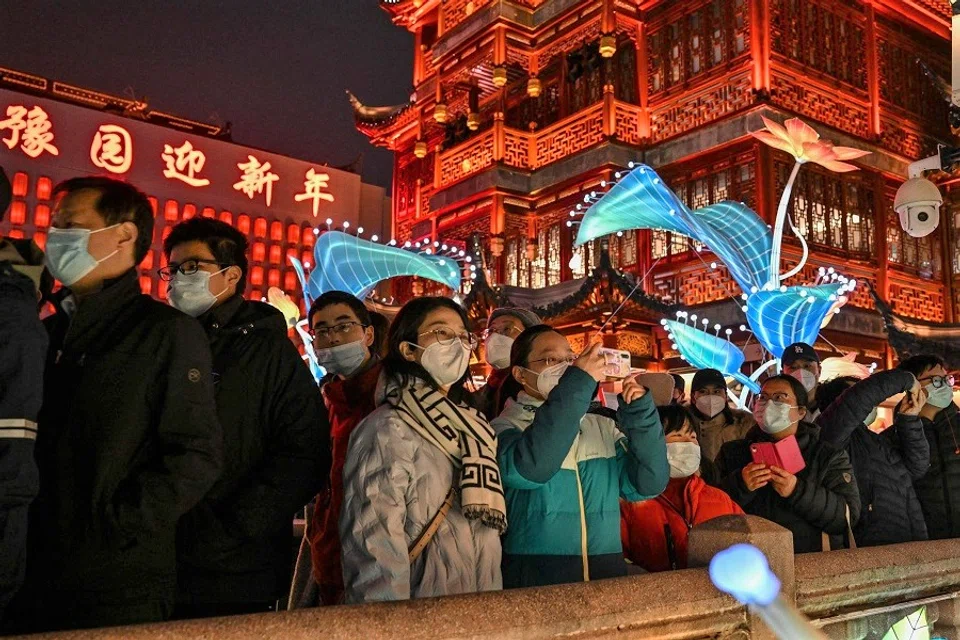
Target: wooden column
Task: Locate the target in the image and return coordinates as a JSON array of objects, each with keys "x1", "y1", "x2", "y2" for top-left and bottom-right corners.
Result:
[
  {"x1": 749, "y1": 0, "x2": 771, "y2": 94},
  {"x1": 865, "y1": 3, "x2": 881, "y2": 138},
  {"x1": 414, "y1": 27, "x2": 424, "y2": 86},
  {"x1": 637, "y1": 21, "x2": 651, "y2": 139},
  {"x1": 941, "y1": 183, "x2": 956, "y2": 322}
]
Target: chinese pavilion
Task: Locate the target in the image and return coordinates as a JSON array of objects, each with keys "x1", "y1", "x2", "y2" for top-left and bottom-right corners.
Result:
[{"x1": 353, "y1": 0, "x2": 959, "y2": 373}]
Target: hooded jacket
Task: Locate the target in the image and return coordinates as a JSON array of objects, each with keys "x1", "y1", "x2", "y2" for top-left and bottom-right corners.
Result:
[
  {"x1": 695, "y1": 407, "x2": 756, "y2": 463},
  {"x1": 24, "y1": 270, "x2": 222, "y2": 629},
  {"x1": 176, "y1": 295, "x2": 328, "y2": 605},
  {"x1": 491, "y1": 367, "x2": 669, "y2": 588},
  {"x1": 307, "y1": 358, "x2": 382, "y2": 605},
  {"x1": 620, "y1": 475, "x2": 743, "y2": 572},
  {"x1": 717, "y1": 422, "x2": 860, "y2": 553},
  {"x1": 339, "y1": 382, "x2": 502, "y2": 603},
  {"x1": 816, "y1": 369, "x2": 929, "y2": 546},
  {"x1": 913, "y1": 402, "x2": 960, "y2": 540}
]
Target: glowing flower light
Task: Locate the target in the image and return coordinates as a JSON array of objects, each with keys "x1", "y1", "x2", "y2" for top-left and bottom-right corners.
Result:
[
  {"x1": 663, "y1": 320, "x2": 760, "y2": 393},
  {"x1": 745, "y1": 283, "x2": 844, "y2": 359}
]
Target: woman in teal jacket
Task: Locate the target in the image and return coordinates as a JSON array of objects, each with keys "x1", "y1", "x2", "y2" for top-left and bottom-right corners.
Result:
[{"x1": 492, "y1": 325, "x2": 669, "y2": 588}]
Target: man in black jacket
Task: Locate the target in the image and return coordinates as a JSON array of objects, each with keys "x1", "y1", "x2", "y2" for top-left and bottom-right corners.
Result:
[
  {"x1": 899, "y1": 354, "x2": 960, "y2": 539},
  {"x1": 163, "y1": 217, "x2": 329, "y2": 619},
  {"x1": 0, "y1": 167, "x2": 45, "y2": 625},
  {"x1": 13, "y1": 177, "x2": 222, "y2": 632}
]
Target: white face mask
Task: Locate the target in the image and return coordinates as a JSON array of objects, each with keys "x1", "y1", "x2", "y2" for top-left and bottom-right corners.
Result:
[
  {"x1": 316, "y1": 339, "x2": 369, "y2": 378},
  {"x1": 666, "y1": 441, "x2": 701, "y2": 478},
  {"x1": 925, "y1": 383, "x2": 955, "y2": 409},
  {"x1": 44, "y1": 224, "x2": 120, "y2": 286},
  {"x1": 484, "y1": 333, "x2": 514, "y2": 370},
  {"x1": 523, "y1": 362, "x2": 569, "y2": 399},
  {"x1": 864, "y1": 407, "x2": 879, "y2": 427},
  {"x1": 413, "y1": 340, "x2": 471, "y2": 387},
  {"x1": 695, "y1": 395, "x2": 726, "y2": 419},
  {"x1": 789, "y1": 369, "x2": 818, "y2": 393},
  {"x1": 755, "y1": 400, "x2": 798, "y2": 434},
  {"x1": 169, "y1": 267, "x2": 228, "y2": 317}
]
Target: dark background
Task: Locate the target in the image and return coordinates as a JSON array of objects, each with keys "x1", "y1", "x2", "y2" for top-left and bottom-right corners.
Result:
[{"x1": 0, "y1": 0, "x2": 412, "y2": 189}]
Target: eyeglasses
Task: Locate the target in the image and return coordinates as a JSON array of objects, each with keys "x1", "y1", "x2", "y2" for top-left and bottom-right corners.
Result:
[
  {"x1": 312, "y1": 321, "x2": 367, "y2": 342},
  {"x1": 419, "y1": 328, "x2": 478, "y2": 350},
  {"x1": 921, "y1": 375, "x2": 955, "y2": 389},
  {"x1": 158, "y1": 259, "x2": 227, "y2": 281},
  {"x1": 528, "y1": 355, "x2": 576, "y2": 368},
  {"x1": 482, "y1": 325, "x2": 523, "y2": 340}
]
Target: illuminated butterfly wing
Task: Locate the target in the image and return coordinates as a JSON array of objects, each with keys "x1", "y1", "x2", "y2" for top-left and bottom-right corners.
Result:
[
  {"x1": 663, "y1": 320, "x2": 760, "y2": 393},
  {"x1": 745, "y1": 284, "x2": 845, "y2": 359},
  {"x1": 881, "y1": 607, "x2": 929, "y2": 640},
  {"x1": 574, "y1": 165, "x2": 694, "y2": 245},
  {"x1": 307, "y1": 231, "x2": 461, "y2": 300},
  {"x1": 288, "y1": 255, "x2": 312, "y2": 309},
  {"x1": 690, "y1": 201, "x2": 773, "y2": 293}
]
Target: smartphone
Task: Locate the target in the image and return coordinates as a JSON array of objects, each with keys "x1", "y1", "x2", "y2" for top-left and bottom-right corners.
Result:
[{"x1": 598, "y1": 348, "x2": 631, "y2": 379}]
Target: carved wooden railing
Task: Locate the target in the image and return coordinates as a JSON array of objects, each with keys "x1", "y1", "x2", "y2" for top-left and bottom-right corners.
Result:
[{"x1": 25, "y1": 516, "x2": 960, "y2": 639}]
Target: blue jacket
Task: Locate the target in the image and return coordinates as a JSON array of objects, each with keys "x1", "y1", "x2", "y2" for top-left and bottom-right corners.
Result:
[{"x1": 491, "y1": 367, "x2": 668, "y2": 588}]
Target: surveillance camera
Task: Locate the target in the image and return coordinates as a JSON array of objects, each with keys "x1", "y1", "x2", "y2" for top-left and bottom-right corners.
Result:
[{"x1": 894, "y1": 177, "x2": 942, "y2": 238}]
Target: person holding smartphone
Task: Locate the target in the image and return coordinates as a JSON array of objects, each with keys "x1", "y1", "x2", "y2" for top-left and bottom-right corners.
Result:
[{"x1": 717, "y1": 374, "x2": 860, "y2": 553}]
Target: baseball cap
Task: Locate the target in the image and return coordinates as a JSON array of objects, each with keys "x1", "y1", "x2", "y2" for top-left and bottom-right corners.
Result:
[
  {"x1": 691, "y1": 368, "x2": 727, "y2": 392},
  {"x1": 782, "y1": 342, "x2": 819, "y2": 367},
  {"x1": 488, "y1": 307, "x2": 542, "y2": 330}
]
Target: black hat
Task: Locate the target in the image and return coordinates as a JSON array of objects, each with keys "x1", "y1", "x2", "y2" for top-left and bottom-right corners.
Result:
[
  {"x1": 691, "y1": 368, "x2": 726, "y2": 392},
  {"x1": 782, "y1": 342, "x2": 819, "y2": 367}
]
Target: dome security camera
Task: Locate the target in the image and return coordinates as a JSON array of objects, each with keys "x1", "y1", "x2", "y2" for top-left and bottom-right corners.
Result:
[{"x1": 894, "y1": 177, "x2": 942, "y2": 239}]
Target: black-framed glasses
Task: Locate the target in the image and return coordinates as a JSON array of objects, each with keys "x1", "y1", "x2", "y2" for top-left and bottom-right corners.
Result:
[
  {"x1": 158, "y1": 259, "x2": 227, "y2": 281},
  {"x1": 419, "y1": 328, "x2": 478, "y2": 350},
  {"x1": 921, "y1": 375, "x2": 956, "y2": 389},
  {"x1": 528, "y1": 355, "x2": 576, "y2": 368},
  {"x1": 311, "y1": 321, "x2": 367, "y2": 343}
]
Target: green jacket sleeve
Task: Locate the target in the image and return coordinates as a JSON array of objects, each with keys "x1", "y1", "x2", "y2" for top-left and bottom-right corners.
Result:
[
  {"x1": 615, "y1": 392, "x2": 669, "y2": 502},
  {"x1": 496, "y1": 367, "x2": 596, "y2": 489}
]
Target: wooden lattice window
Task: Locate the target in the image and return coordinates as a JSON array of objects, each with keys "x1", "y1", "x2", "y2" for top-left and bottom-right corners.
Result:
[
  {"x1": 547, "y1": 224, "x2": 562, "y2": 285},
  {"x1": 505, "y1": 237, "x2": 519, "y2": 286}
]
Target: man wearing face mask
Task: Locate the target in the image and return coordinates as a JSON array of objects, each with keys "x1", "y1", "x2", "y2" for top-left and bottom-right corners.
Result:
[
  {"x1": 12, "y1": 177, "x2": 222, "y2": 632},
  {"x1": 469, "y1": 308, "x2": 541, "y2": 420},
  {"x1": 782, "y1": 342, "x2": 822, "y2": 421},
  {"x1": 898, "y1": 354, "x2": 960, "y2": 539},
  {"x1": 298, "y1": 290, "x2": 381, "y2": 607},
  {"x1": 690, "y1": 368, "x2": 756, "y2": 463},
  {"x1": 162, "y1": 218, "x2": 327, "y2": 619},
  {"x1": 717, "y1": 374, "x2": 860, "y2": 553}
]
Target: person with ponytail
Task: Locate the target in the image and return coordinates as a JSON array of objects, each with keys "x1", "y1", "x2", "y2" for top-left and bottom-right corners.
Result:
[
  {"x1": 339, "y1": 297, "x2": 505, "y2": 603},
  {"x1": 620, "y1": 405, "x2": 743, "y2": 572},
  {"x1": 717, "y1": 374, "x2": 860, "y2": 553},
  {"x1": 492, "y1": 325, "x2": 669, "y2": 588},
  {"x1": 689, "y1": 368, "x2": 756, "y2": 463}
]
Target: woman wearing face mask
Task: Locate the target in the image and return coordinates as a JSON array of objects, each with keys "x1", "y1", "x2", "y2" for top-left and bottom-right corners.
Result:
[
  {"x1": 620, "y1": 405, "x2": 743, "y2": 572},
  {"x1": 717, "y1": 374, "x2": 860, "y2": 553},
  {"x1": 815, "y1": 370, "x2": 929, "y2": 547},
  {"x1": 690, "y1": 368, "x2": 757, "y2": 464},
  {"x1": 339, "y1": 297, "x2": 505, "y2": 603},
  {"x1": 468, "y1": 308, "x2": 541, "y2": 420},
  {"x1": 492, "y1": 325, "x2": 669, "y2": 588}
]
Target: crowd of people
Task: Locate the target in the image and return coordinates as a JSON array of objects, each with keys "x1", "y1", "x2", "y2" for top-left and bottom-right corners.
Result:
[{"x1": 1, "y1": 171, "x2": 959, "y2": 632}]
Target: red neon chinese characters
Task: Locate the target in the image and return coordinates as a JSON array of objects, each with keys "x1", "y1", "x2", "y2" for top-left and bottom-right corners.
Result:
[
  {"x1": 293, "y1": 168, "x2": 335, "y2": 216},
  {"x1": 90, "y1": 124, "x2": 133, "y2": 174},
  {"x1": 233, "y1": 155, "x2": 279, "y2": 207},
  {"x1": 0, "y1": 105, "x2": 59, "y2": 158},
  {"x1": 162, "y1": 140, "x2": 210, "y2": 187}
]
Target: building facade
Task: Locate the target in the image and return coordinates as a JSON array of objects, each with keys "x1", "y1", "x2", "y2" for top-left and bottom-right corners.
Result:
[
  {"x1": 0, "y1": 65, "x2": 390, "y2": 311},
  {"x1": 355, "y1": 0, "x2": 957, "y2": 372}
]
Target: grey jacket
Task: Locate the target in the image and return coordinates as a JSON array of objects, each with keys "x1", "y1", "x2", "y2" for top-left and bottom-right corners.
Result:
[{"x1": 339, "y1": 403, "x2": 502, "y2": 603}]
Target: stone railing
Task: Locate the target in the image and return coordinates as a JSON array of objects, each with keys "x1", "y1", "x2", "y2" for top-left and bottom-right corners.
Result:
[{"x1": 20, "y1": 515, "x2": 960, "y2": 639}]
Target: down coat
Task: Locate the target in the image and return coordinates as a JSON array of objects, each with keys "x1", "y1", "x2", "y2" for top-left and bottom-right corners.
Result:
[
  {"x1": 491, "y1": 367, "x2": 669, "y2": 588},
  {"x1": 338, "y1": 382, "x2": 502, "y2": 603},
  {"x1": 718, "y1": 422, "x2": 860, "y2": 553},
  {"x1": 913, "y1": 402, "x2": 960, "y2": 540},
  {"x1": 816, "y1": 369, "x2": 929, "y2": 546}
]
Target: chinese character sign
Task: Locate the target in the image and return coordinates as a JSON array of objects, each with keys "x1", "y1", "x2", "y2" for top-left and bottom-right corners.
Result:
[
  {"x1": 90, "y1": 124, "x2": 133, "y2": 174},
  {"x1": 0, "y1": 105, "x2": 59, "y2": 158},
  {"x1": 233, "y1": 155, "x2": 279, "y2": 206},
  {"x1": 162, "y1": 140, "x2": 210, "y2": 187},
  {"x1": 294, "y1": 168, "x2": 335, "y2": 216}
]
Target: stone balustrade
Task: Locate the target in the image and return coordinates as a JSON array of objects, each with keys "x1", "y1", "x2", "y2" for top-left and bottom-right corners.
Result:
[{"x1": 17, "y1": 515, "x2": 960, "y2": 639}]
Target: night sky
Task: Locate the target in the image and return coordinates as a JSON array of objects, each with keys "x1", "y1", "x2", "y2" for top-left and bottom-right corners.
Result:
[{"x1": 0, "y1": 0, "x2": 412, "y2": 189}]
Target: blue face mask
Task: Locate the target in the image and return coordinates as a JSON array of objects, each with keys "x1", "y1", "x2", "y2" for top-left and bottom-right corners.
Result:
[{"x1": 44, "y1": 224, "x2": 120, "y2": 286}]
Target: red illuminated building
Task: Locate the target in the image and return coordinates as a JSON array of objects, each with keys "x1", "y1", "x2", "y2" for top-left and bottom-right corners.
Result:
[
  {"x1": 354, "y1": 0, "x2": 959, "y2": 371},
  {"x1": 0, "y1": 65, "x2": 391, "y2": 311}
]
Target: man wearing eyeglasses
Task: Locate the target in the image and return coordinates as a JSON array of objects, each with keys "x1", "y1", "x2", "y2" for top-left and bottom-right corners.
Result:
[
  {"x1": 469, "y1": 308, "x2": 541, "y2": 420},
  {"x1": 898, "y1": 354, "x2": 959, "y2": 540},
  {"x1": 296, "y1": 290, "x2": 381, "y2": 607},
  {"x1": 162, "y1": 218, "x2": 328, "y2": 619}
]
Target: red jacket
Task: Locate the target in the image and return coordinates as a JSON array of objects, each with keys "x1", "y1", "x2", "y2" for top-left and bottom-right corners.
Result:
[
  {"x1": 620, "y1": 475, "x2": 742, "y2": 572},
  {"x1": 307, "y1": 360, "x2": 382, "y2": 605}
]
